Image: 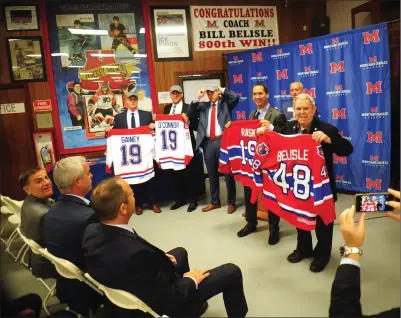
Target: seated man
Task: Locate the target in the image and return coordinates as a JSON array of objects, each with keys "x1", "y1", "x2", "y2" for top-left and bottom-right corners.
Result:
[
  {"x1": 329, "y1": 188, "x2": 400, "y2": 317},
  {"x1": 83, "y1": 177, "x2": 248, "y2": 317},
  {"x1": 44, "y1": 156, "x2": 102, "y2": 315},
  {"x1": 19, "y1": 168, "x2": 56, "y2": 278}
]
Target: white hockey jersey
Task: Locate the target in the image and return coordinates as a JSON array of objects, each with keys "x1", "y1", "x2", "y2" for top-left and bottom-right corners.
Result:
[
  {"x1": 154, "y1": 114, "x2": 193, "y2": 171},
  {"x1": 106, "y1": 126, "x2": 155, "y2": 184}
]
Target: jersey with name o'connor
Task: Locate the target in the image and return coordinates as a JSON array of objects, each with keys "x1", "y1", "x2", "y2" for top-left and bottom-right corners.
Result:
[
  {"x1": 219, "y1": 120, "x2": 261, "y2": 188},
  {"x1": 154, "y1": 114, "x2": 193, "y2": 171},
  {"x1": 106, "y1": 126, "x2": 155, "y2": 185},
  {"x1": 251, "y1": 131, "x2": 336, "y2": 231}
]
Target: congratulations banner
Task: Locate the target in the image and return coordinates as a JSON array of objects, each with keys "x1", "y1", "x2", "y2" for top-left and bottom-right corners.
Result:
[
  {"x1": 227, "y1": 23, "x2": 391, "y2": 193},
  {"x1": 191, "y1": 6, "x2": 279, "y2": 51}
]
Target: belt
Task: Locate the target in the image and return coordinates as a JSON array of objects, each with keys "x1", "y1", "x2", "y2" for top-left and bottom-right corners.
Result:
[{"x1": 208, "y1": 136, "x2": 222, "y2": 141}]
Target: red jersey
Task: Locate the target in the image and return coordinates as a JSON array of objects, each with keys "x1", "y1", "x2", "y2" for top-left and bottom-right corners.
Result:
[
  {"x1": 219, "y1": 120, "x2": 260, "y2": 188},
  {"x1": 251, "y1": 131, "x2": 336, "y2": 231}
]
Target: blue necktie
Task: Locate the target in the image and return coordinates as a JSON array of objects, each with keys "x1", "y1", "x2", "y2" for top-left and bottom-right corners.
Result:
[
  {"x1": 254, "y1": 110, "x2": 261, "y2": 119},
  {"x1": 131, "y1": 113, "x2": 136, "y2": 128}
]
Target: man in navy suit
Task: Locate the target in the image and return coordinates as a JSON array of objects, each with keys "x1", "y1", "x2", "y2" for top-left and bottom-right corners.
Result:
[
  {"x1": 112, "y1": 90, "x2": 161, "y2": 215},
  {"x1": 188, "y1": 85, "x2": 239, "y2": 213},
  {"x1": 44, "y1": 156, "x2": 102, "y2": 315},
  {"x1": 280, "y1": 81, "x2": 303, "y2": 120}
]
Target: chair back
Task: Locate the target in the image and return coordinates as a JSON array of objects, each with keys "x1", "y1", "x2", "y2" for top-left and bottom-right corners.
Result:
[
  {"x1": 1, "y1": 195, "x2": 23, "y2": 215},
  {"x1": 84, "y1": 273, "x2": 161, "y2": 317},
  {"x1": 17, "y1": 228, "x2": 42, "y2": 254}
]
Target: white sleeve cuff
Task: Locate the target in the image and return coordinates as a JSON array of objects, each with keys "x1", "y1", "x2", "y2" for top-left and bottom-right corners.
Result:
[
  {"x1": 268, "y1": 124, "x2": 274, "y2": 131},
  {"x1": 184, "y1": 276, "x2": 198, "y2": 289},
  {"x1": 340, "y1": 258, "x2": 360, "y2": 267},
  {"x1": 221, "y1": 87, "x2": 226, "y2": 93}
]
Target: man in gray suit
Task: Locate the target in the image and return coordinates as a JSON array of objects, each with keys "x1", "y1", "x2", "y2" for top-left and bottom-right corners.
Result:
[
  {"x1": 281, "y1": 81, "x2": 304, "y2": 120},
  {"x1": 236, "y1": 82, "x2": 286, "y2": 245},
  {"x1": 19, "y1": 168, "x2": 56, "y2": 278},
  {"x1": 188, "y1": 85, "x2": 239, "y2": 213}
]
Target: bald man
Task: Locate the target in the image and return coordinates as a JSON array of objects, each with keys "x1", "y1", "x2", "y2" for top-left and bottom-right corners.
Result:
[{"x1": 281, "y1": 81, "x2": 304, "y2": 120}]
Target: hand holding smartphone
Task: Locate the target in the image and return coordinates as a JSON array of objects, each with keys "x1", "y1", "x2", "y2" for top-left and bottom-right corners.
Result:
[{"x1": 354, "y1": 192, "x2": 394, "y2": 212}]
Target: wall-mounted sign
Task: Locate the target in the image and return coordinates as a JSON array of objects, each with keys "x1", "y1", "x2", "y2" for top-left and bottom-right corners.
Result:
[
  {"x1": 33, "y1": 99, "x2": 52, "y2": 112},
  {"x1": 158, "y1": 91, "x2": 172, "y2": 104},
  {"x1": 191, "y1": 6, "x2": 279, "y2": 51},
  {"x1": 0, "y1": 103, "x2": 25, "y2": 114},
  {"x1": 36, "y1": 113, "x2": 54, "y2": 129}
]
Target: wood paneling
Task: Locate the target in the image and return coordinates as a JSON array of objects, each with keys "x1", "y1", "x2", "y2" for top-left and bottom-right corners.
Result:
[{"x1": 148, "y1": 0, "x2": 327, "y2": 113}]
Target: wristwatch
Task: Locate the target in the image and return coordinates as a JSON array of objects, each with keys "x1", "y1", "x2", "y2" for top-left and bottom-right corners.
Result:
[{"x1": 339, "y1": 244, "x2": 363, "y2": 257}]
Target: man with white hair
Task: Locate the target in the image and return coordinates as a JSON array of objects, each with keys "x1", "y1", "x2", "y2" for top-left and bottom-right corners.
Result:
[
  {"x1": 281, "y1": 93, "x2": 353, "y2": 272},
  {"x1": 44, "y1": 156, "x2": 102, "y2": 315}
]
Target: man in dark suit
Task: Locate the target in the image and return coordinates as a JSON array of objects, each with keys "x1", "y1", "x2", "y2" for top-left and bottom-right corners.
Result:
[
  {"x1": 282, "y1": 93, "x2": 353, "y2": 272},
  {"x1": 280, "y1": 81, "x2": 304, "y2": 120},
  {"x1": 163, "y1": 85, "x2": 199, "y2": 212},
  {"x1": 83, "y1": 177, "x2": 248, "y2": 317},
  {"x1": 19, "y1": 168, "x2": 56, "y2": 279},
  {"x1": 236, "y1": 82, "x2": 287, "y2": 245},
  {"x1": 188, "y1": 85, "x2": 239, "y2": 213},
  {"x1": 112, "y1": 90, "x2": 161, "y2": 214},
  {"x1": 330, "y1": 200, "x2": 400, "y2": 317},
  {"x1": 44, "y1": 156, "x2": 102, "y2": 315}
]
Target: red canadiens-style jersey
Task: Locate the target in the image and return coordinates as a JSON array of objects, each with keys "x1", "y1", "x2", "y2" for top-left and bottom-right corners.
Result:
[
  {"x1": 251, "y1": 131, "x2": 336, "y2": 231},
  {"x1": 154, "y1": 114, "x2": 193, "y2": 171},
  {"x1": 219, "y1": 120, "x2": 261, "y2": 188},
  {"x1": 106, "y1": 126, "x2": 155, "y2": 185}
]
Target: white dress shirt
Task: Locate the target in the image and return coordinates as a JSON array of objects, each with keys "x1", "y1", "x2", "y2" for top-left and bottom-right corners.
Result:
[
  {"x1": 255, "y1": 104, "x2": 275, "y2": 131},
  {"x1": 126, "y1": 109, "x2": 140, "y2": 128},
  {"x1": 340, "y1": 257, "x2": 360, "y2": 267},
  {"x1": 169, "y1": 100, "x2": 183, "y2": 115},
  {"x1": 67, "y1": 194, "x2": 90, "y2": 205}
]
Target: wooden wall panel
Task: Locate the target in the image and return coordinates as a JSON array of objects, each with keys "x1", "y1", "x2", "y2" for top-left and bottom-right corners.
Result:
[{"x1": 148, "y1": 0, "x2": 327, "y2": 112}]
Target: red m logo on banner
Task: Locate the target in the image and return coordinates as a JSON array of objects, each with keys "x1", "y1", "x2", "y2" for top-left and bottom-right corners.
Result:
[
  {"x1": 299, "y1": 43, "x2": 313, "y2": 55},
  {"x1": 370, "y1": 155, "x2": 379, "y2": 161},
  {"x1": 281, "y1": 90, "x2": 286, "y2": 95},
  {"x1": 363, "y1": 30, "x2": 380, "y2": 44},
  {"x1": 369, "y1": 56, "x2": 377, "y2": 63},
  {"x1": 366, "y1": 178, "x2": 382, "y2": 190},
  {"x1": 333, "y1": 154, "x2": 347, "y2": 164},
  {"x1": 304, "y1": 66, "x2": 311, "y2": 71},
  {"x1": 252, "y1": 52, "x2": 263, "y2": 62},
  {"x1": 335, "y1": 85, "x2": 343, "y2": 91},
  {"x1": 277, "y1": 49, "x2": 283, "y2": 54},
  {"x1": 330, "y1": 61, "x2": 345, "y2": 73},
  {"x1": 332, "y1": 108, "x2": 346, "y2": 119},
  {"x1": 276, "y1": 69, "x2": 288, "y2": 80},
  {"x1": 303, "y1": 88, "x2": 316, "y2": 98},
  {"x1": 332, "y1": 37, "x2": 339, "y2": 44},
  {"x1": 367, "y1": 131, "x2": 383, "y2": 143},
  {"x1": 366, "y1": 81, "x2": 382, "y2": 94},
  {"x1": 233, "y1": 74, "x2": 243, "y2": 84},
  {"x1": 370, "y1": 107, "x2": 378, "y2": 112},
  {"x1": 236, "y1": 111, "x2": 246, "y2": 120}
]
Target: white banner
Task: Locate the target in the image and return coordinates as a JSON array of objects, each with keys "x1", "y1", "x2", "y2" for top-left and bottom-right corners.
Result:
[{"x1": 191, "y1": 6, "x2": 279, "y2": 51}]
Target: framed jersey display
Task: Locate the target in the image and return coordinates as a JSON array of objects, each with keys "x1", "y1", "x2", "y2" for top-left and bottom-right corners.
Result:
[{"x1": 4, "y1": 5, "x2": 39, "y2": 31}]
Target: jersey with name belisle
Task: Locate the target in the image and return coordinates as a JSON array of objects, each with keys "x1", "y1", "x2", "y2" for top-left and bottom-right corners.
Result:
[
  {"x1": 106, "y1": 126, "x2": 155, "y2": 185},
  {"x1": 154, "y1": 114, "x2": 193, "y2": 171},
  {"x1": 219, "y1": 120, "x2": 261, "y2": 188},
  {"x1": 251, "y1": 131, "x2": 336, "y2": 231}
]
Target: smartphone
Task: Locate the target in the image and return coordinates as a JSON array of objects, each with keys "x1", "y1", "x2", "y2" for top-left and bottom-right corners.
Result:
[{"x1": 354, "y1": 192, "x2": 394, "y2": 212}]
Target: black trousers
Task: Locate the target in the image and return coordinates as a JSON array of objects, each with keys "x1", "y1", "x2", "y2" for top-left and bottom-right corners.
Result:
[
  {"x1": 69, "y1": 113, "x2": 85, "y2": 128},
  {"x1": 243, "y1": 186, "x2": 280, "y2": 232},
  {"x1": 131, "y1": 178, "x2": 156, "y2": 207},
  {"x1": 202, "y1": 138, "x2": 236, "y2": 205},
  {"x1": 296, "y1": 216, "x2": 334, "y2": 262},
  {"x1": 1, "y1": 293, "x2": 42, "y2": 317},
  {"x1": 172, "y1": 154, "x2": 199, "y2": 204},
  {"x1": 167, "y1": 247, "x2": 248, "y2": 318}
]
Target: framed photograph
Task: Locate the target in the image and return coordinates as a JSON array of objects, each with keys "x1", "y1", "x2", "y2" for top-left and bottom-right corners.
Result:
[
  {"x1": 33, "y1": 132, "x2": 56, "y2": 173},
  {"x1": 4, "y1": 5, "x2": 39, "y2": 31},
  {"x1": 150, "y1": 6, "x2": 192, "y2": 61},
  {"x1": 6, "y1": 36, "x2": 47, "y2": 82}
]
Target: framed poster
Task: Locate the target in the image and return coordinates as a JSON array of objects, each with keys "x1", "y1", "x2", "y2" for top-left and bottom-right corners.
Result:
[
  {"x1": 6, "y1": 37, "x2": 47, "y2": 82},
  {"x1": 33, "y1": 132, "x2": 56, "y2": 173},
  {"x1": 4, "y1": 5, "x2": 39, "y2": 31},
  {"x1": 150, "y1": 6, "x2": 192, "y2": 61}
]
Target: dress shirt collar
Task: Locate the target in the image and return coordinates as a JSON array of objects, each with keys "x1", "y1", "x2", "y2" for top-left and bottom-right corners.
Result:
[
  {"x1": 104, "y1": 223, "x2": 135, "y2": 233},
  {"x1": 66, "y1": 194, "x2": 90, "y2": 205},
  {"x1": 127, "y1": 109, "x2": 139, "y2": 116}
]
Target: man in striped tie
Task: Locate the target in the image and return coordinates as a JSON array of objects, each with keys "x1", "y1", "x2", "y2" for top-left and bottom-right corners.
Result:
[{"x1": 188, "y1": 84, "x2": 239, "y2": 213}]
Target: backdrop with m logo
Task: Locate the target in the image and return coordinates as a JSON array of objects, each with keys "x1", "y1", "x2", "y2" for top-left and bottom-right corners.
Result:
[{"x1": 227, "y1": 23, "x2": 391, "y2": 193}]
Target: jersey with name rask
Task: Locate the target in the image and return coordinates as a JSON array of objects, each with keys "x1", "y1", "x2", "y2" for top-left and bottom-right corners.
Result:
[
  {"x1": 251, "y1": 131, "x2": 336, "y2": 231},
  {"x1": 106, "y1": 126, "x2": 155, "y2": 185},
  {"x1": 154, "y1": 114, "x2": 193, "y2": 170},
  {"x1": 219, "y1": 120, "x2": 261, "y2": 188}
]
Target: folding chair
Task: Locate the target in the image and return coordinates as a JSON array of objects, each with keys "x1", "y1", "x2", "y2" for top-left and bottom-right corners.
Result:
[
  {"x1": 0, "y1": 195, "x2": 23, "y2": 245},
  {"x1": 17, "y1": 228, "x2": 56, "y2": 316},
  {"x1": 84, "y1": 273, "x2": 166, "y2": 317}
]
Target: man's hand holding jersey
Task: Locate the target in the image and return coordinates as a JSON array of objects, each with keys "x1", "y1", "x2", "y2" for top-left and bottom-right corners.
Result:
[{"x1": 312, "y1": 131, "x2": 331, "y2": 144}]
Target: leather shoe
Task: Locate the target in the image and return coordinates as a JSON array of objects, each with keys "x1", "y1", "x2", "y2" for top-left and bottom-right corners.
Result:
[
  {"x1": 237, "y1": 224, "x2": 257, "y2": 237},
  {"x1": 135, "y1": 206, "x2": 143, "y2": 215},
  {"x1": 268, "y1": 231, "x2": 280, "y2": 245},
  {"x1": 152, "y1": 205, "x2": 162, "y2": 213},
  {"x1": 310, "y1": 259, "x2": 329, "y2": 273},
  {"x1": 287, "y1": 249, "x2": 313, "y2": 263},
  {"x1": 227, "y1": 204, "x2": 237, "y2": 214},
  {"x1": 187, "y1": 202, "x2": 198, "y2": 212},
  {"x1": 202, "y1": 204, "x2": 221, "y2": 212},
  {"x1": 170, "y1": 201, "x2": 186, "y2": 210}
]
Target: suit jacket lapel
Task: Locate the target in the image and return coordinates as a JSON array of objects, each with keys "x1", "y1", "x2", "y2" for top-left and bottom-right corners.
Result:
[{"x1": 265, "y1": 107, "x2": 273, "y2": 121}]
